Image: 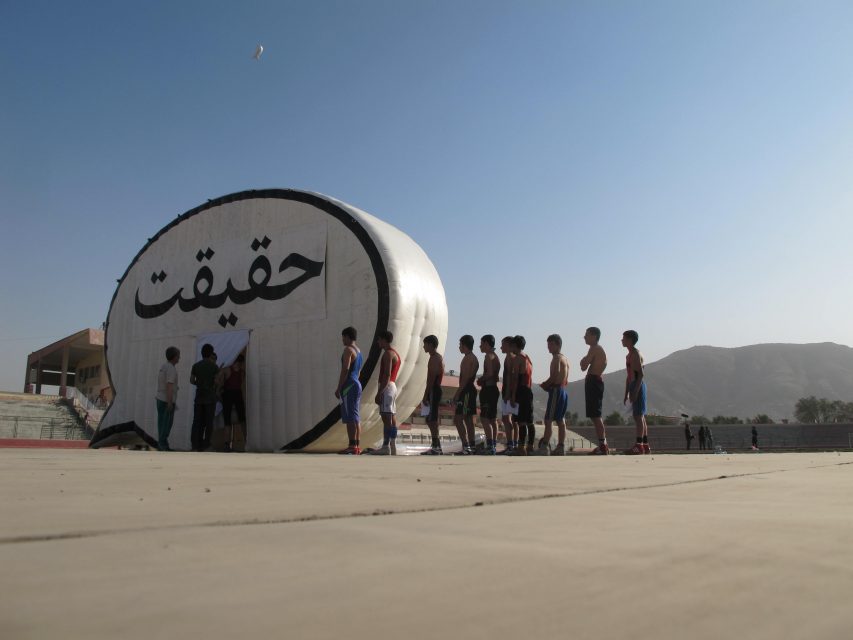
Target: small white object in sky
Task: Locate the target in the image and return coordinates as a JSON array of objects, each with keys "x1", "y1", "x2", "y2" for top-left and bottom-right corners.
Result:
[{"x1": 253, "y1": 44, "x2": 264, "y2": 60}]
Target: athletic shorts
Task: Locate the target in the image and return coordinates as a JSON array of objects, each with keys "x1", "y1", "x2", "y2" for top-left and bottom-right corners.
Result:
[
  {"x1": 455, "y1": 384, "x2": 478, "y2": 417},
  {"x1": 516, "y1": 386, "x2": 534, "y2": 424},
  {"x1": 379, "y1": 381, "x2": 397, "y2": 415},
  {"x1": 629, "y1": 380, "x2": 647, "y2": 416},
  {"x1": 545, "y1": 387, "x2": 568, "y2": 421},
  {"x1": 584, "y1": 374, "x2": 604, "y2": 418},
  {"x1": 427, "y1": 386, "x2": 442, "y2": 422},
  {"x1": 479, "y1": 385, "x2": 499, "y2": 420},
  {"x1": 500, "y1": 397, "x2": 518, "y2": 417},
  {"x1": 340, "y1": 379, "x2": 362, "y2": 424}
]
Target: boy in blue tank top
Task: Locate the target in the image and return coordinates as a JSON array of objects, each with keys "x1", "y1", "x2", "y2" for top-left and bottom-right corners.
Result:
[{"x1": 335, "y1": 326, "x2": 363, "y2": 454}]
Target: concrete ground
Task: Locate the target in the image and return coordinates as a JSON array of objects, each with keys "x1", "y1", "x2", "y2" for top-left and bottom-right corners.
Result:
[{"x1": 2, "y1": 449, "x2": 852, "y2": 640}]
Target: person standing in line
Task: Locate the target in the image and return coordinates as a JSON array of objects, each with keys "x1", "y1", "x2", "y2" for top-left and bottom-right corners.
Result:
[
  {"x1": 420, "y1": 335, "x2": 445, "y2": 455},
  {"x1": 706, "y1": 425, "x2": 714, "y2": 450},
  {"x1": 622, "y1": 330, "x2": 649, "y2": 455},
  {"x1": 477, "y1": 334, "x2": 501, "y2": 455},
  {"x1": 497, "y1": 336, "x2": 518, "y2": 454},
  {"x1": 581, "y1": 327, "x2": 609, "y2": 455},
  {"x1": 453, "y1": 335, "x2": 480, "y2": 455},
  {"x1": 371, "y1": 331, "x2": 401, "y2": 455},
  {"x1": 698, "y1": 424, "x2": 707, "y2": 450},
  {"x1": 684, "y1": 422, "x2": 694, "y2": 450},
  {"x1": 335, "y1": 326, "x2": 363, "y2": 455},
  {"x1": 156, "y1": 346, "x2": 180, "y2": 451},
  {"x1": 539, "y1": 334, "x2": 569, "y2": 455},
  {"x1": 220, "y1": 354, "x2": 246, "y2": 452},
  {"x1": 510, "y1": 335, "x2": 535, "y2": 455},
  {"x1": 190, "y1": 344, "x2": 219, "y2": 452}
]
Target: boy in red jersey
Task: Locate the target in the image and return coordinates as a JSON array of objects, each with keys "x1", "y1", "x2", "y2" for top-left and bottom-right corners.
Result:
[{"x1": 371, "y1": 330, "x2": 402, "y2": 455}]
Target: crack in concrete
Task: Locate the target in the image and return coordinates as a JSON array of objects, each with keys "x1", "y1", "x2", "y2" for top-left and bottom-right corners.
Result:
[{"x1": 2, "y1": 460, "x2": 851, "y2": 546}]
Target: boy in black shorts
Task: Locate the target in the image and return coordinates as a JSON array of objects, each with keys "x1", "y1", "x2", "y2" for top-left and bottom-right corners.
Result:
[
  {"x1": 453, "y1": 334, "x2": 480, "y2": 455},
  {"x1": 477, "y1": 334, "x2": 501, "y2": 454}
]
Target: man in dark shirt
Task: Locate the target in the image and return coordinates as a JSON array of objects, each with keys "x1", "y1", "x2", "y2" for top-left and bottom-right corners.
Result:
[{"x1": 190, "y1": 344, "x2": 219, "y2": 451}]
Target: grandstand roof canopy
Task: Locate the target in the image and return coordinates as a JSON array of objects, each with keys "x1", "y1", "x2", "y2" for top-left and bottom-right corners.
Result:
[{"x1": 25, "y1": 329, "x2": 104, "y2": 389}]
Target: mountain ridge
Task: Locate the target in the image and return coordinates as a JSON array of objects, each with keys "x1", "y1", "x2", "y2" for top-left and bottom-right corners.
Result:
[{"x1": 545, "y1": 342, "x2": 853, "y2": 421}]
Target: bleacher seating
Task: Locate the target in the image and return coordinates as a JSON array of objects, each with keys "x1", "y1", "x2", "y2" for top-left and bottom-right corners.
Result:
[{"x1": 0, "y1": 393, "x2": 90, "y2": 440}]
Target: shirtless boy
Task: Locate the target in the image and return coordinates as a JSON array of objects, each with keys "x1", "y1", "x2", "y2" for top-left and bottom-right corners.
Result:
[
  {"x1": 370, "y1": 330, "x2": 401, "y2": 455},
  {"x1": 335, "y1": 326, "x2": 363, "y2": 455},
  {"x1": 509, "y1": 335, "x2": 535, "y2": 455},
  {"x1": 477, "y1": 334, "x2": 501, "y2": 454},
  {"x1": 622, "y1": 329, "x2": 649, "y2": 454},
  {"x1": 581, "y1": 327, "x2": 609, "y2": 455},
  {"x1": 498, "y1": 336, "x2": 518, "y2": 454},
  {"x1": 454, "y1": 335, "x2": 480, "y2": 455},
  {"x1": 539, "y1": 334, "x2": 569, "y2": 455},
  {"x1": 420, "y1": 335, "x2": 445, "y2": 455}
]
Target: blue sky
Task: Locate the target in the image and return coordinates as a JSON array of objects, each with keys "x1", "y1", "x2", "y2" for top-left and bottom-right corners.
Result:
[{"x1": 2, "y1": 0, "x2": 852, "y2": 391}]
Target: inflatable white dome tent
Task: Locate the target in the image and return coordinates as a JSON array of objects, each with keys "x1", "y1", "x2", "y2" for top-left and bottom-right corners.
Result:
[{"x1": 91, "y1": 189, "x2": 448, "y2": 452}]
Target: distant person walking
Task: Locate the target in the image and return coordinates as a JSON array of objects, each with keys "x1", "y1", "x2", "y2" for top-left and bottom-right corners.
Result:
[
  {"x1": 420, "y1": 335, "x2": 445, "y2": 455},
  {"x1": 706, "y1": 426, "x2": 714, "y2": 450},
  {"x1": 581, "y1": 327, "x2": 609, "y2": 455},
  {"x1": 623, "y1": 330, "x2": 649, "y2": 454},
  {"x1": 684, "y1": 422, "x2": 694, "y2": 450},
  {"x1": 370, "y1": 331, "x2": 401, "y2": 455},
  {"x1": 698, "y1": 424, "x2": 706, "y2": 450},
  {"x1": 335, "y1": 326, "x2": 363, "y2": 455},
  {"x1": 751, "y1": 425, "x2": 759, "y2": 449},
  {"x1": 156, "y1": 346, "x2": 180, "y2": 451},
  {"x1": 477, "y1": 334, "x2": 501, "y2": 455},
  {"x1": 190, "y1": 344, "x2": 219, "y2": 452}
]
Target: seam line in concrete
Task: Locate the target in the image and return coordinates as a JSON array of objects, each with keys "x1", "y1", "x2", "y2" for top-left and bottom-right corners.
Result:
[{"x1": 3, "y1": 460, "x2": 851, "y2": 546}]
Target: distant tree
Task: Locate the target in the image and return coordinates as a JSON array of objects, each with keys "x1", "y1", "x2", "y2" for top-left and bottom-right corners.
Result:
[
  {"x1": 566, "y1": 411, "x2": 579, "y2": 425},
  {"x1": 795, "y1": 396, "x2": 823, "y2": 423},
  {"x1": 751, "y1": 414, "x2": 774, "y2": 424},
  {"x1": 604, "y1": 411, "x2": 625, "y2": 426},
  {"x1": 829, "y1": 401, "x2": 853, "y2": 422},
  {"x1": 575, "y1": 418, "x2": 593, "y2": 427},
  {"x1": 796, "y1": 397, "x2": 853, "y2": 423},
  {"x1": 712, "y1": 415, "x2": 743, "y2": 425},
  {"x1": 691, "y1": 415, "x2": 711, "y2": 425}
]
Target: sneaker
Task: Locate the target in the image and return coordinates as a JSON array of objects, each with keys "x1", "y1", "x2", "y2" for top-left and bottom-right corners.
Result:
[
  {"x1": 537, "y1": 439, "x2": 551, "y2": 456},
  {"x1": 496, "y1": 446, "x2": 513, "y2": 456},
  {"x1": 420, "y1": 447, "x2": 443, "y2": 456},
  {"x1": 456, "y1": 446, "x2": 473, "y2": 456},
  {"x1": 369, "y1": 446, "x2": 390, "y2": 455},
  {"x1": 552, "y1": 443, "x2": 566, "y2": 456},
  {"x1": 589, "y1": 444, "x2": 609, "y2": 455},
  {"x1": 338, "y1": 446, "x2": 361, "y2": 455},
  {"x1": 510, "y1": 447, "x2": 528, "y2": 456},
  {"x1": 624, "y1": 443, "x2": 644, "y2": 455},
  {"x1": 642, "y1": 443, "x2": 651, "y2": 455}
]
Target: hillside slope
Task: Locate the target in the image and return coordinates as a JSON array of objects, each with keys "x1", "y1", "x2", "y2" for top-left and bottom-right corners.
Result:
[{"x1": 551, "y1": 342, "x2": 853, "y2": 421}]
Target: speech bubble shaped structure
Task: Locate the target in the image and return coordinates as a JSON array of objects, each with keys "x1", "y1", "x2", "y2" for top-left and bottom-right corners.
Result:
[{"x1": 91, "y1": 189, "x2": 448, "y2": 452}]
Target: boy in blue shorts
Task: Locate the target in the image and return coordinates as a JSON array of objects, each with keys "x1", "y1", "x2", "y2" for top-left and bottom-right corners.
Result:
[
  {"x1": 335, "y1": 326, "x2": 363, "y2": 455},
  {"x1": 622, "y1": 329, "x2": 649, "y2": 454},
  {"x1": 539, "y1": 334, "x2": 569, "y2": 455}
]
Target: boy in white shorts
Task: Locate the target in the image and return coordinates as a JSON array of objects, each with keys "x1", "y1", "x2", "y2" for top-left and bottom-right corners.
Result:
[
  {"x1": 498, "y1": 336, "x2": 519, "y2": 454},
  {"x1": 371, "y1": 331, "x2": 402, "y2": 455}
]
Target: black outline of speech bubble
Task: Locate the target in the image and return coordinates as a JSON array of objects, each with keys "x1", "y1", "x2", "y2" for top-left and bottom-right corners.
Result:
[{"x1": 90, "y1": 189, "x2": 390, "y2": 451}]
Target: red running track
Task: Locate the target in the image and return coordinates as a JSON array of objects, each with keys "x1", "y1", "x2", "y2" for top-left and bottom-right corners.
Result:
[{"x1": 0, "y1": 439, "x2": 90, "y2": 449}]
